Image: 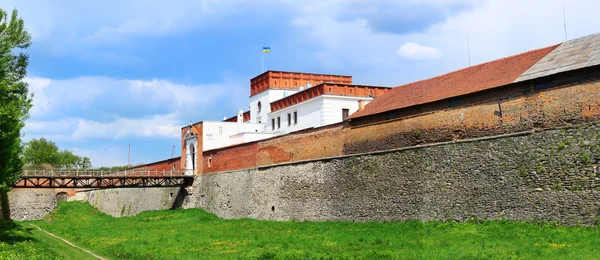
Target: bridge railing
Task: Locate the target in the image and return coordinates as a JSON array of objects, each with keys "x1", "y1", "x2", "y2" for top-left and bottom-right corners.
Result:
[{"x1": 21, "y1": 169, "x2": 194, "y2": 177}]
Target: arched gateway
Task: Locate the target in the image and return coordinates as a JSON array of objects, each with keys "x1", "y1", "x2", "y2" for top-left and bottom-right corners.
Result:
[{"x1": 184, "y1": 129, "x2": 197, "y2": 176}]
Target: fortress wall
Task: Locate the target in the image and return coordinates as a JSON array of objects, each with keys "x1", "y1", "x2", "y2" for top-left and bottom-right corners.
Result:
[
  {"x1": 75, "y1": 187, "x2": 184, "y2": 217},
  {"x1": 190, "y1": 123, "x2": 600, "y2": 225},
  {"x1": 344, "y1": 77, "x2": 600, "y2": 154}
]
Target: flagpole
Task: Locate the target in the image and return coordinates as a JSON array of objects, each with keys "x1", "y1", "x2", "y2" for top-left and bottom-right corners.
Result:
[{"x1": 261, "y1": 52, "x2": 264, "y2": 72}]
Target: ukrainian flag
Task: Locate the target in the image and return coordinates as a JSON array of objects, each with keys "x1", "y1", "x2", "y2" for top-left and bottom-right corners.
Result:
[{"x1": 262, "y1": 47, "x2": 271, "y2": 53}]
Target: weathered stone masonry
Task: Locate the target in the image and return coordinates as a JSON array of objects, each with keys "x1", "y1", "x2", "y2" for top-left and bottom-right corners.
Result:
[
  {"x1": 197, "y1": 68, "x2": 600, "y2": 174},
  {"x1": 187, "y1": 123, "x2": 600, "y2": 225}
]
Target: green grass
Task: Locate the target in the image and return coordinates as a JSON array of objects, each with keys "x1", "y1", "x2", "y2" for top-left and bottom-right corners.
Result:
[
  {"x1": 29, "y1": 201, "x2": 600, "y2": 259},
  {"x1": 0, "y1": 220, "x2": 62, "y2": 259},
  {"x1": 28, "y1": 224, "x2": 98, "y2": 260}
]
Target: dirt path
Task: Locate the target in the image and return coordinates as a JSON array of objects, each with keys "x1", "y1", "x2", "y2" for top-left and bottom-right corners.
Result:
[{"x1": 29, "y1": 224, "x2": 107, "y2": 260}]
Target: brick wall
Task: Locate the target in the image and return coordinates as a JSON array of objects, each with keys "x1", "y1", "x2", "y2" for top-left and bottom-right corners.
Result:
[
  {"x1": 250, "y1": 71, "x2": 353, "y2": 96},
  {"x1": 203, "y1": 142, "x2": 258, "y2": 173},
  {"x1": 344, "y1": 72, "x2": 600, "y2": 154},
  {"x1": 256, "y1": 123, "x2": 346, "y2": 166},
  {"x1": 127, "y1": 157, "x2": 181, "y2": 172},
  {"x1": 195, "y1": 68, "x2": 600, "y2": 174}
]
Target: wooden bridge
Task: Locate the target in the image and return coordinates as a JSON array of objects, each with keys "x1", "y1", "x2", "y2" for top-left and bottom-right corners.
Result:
[{"x1": 13, "y1": 169, "x2": 194, "y2": 188}]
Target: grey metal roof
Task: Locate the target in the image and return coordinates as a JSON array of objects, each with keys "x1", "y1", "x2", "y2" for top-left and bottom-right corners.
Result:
[{"x1": 515, "y1": 33, "x2": 600, "y2": 82}]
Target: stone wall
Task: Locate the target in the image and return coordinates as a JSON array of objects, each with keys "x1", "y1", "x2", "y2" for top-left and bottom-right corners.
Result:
[
  {"x1": 181, "y1": 73, "x2": 600, "y2": 174},
  {"x1": 75, "y1": 187, "x2": 184, "y2": 217},
  {"x1": 0, "y1": 189, "x2": 57, "y2": 221},
  {"x1": 189, "y1": 123, "x2": 600, "y2": 225}
]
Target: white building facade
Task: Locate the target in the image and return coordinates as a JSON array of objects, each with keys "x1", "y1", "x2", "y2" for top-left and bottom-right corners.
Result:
[{"x1": 197, "y1": 70, "x2": 389, "y2": 152}]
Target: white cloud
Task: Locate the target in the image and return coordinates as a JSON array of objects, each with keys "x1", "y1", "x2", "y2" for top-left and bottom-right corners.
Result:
[
  {"x1": 286, "y1": 0, "x2": 600, "y2": 85},
  {"x1": 23, "y1": 75, "x2": 246, "y2": 142},
  {"x1": 71, "y1": 113, "x2": 181, "y2": 139},
  {"x1": 25, "y1": 76, "x2": 234, "y2": 120},
  {"x1": 396, "y1": 42, "x2": 443, "y2": 60},
  {"x1": 71, "y1": 146, "x2": 128, "y2": 168},
  {"x1": 26, "y1": 77, "x2": 52, "y2": 116}
]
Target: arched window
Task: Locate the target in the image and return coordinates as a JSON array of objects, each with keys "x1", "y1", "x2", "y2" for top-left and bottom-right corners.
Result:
[
  {"x1": 189, "y1": 144, "x2": 196, "y2": 171},
  {"x1": 257, "y1": 101, "x2": 262, "y2": 112}
]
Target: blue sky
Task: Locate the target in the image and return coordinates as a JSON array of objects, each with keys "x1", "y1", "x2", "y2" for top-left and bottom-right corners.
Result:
[{"x1": 2, "y1": 0, "x2": 598, "y2": 167}]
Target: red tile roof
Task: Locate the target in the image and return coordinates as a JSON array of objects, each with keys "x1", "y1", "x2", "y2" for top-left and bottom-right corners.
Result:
[
  {"x1": 270, "y1": 83, "x2": 390, "y2": 113},
  {"x1": 349, "y1": 44, "x2": 560, "y2": 119}
]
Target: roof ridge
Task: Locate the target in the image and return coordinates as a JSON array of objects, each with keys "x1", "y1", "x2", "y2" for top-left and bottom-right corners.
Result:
[{"x1": 393, "y1": 44, "x2": 561, "y2": 89}]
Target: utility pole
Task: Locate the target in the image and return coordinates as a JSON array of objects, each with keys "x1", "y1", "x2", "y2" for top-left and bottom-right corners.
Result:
[
  {"x1": 563, "y1": 5, "x2": 568, "y2": 41},
  {"x1": 128, "y1": 144, "x2": 131, "y2": 167},
  {"x1": 467, "y1": 36, "x2": 471, "y2": 67}
]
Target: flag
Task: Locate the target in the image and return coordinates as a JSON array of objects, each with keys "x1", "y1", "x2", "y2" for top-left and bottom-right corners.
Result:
[{"x1": 262, "y1": 47, "x2": 271, "y2": 53}]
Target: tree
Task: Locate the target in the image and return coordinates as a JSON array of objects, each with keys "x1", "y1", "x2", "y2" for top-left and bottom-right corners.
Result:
[
  {"x1": 76, "y1": 156, "x2": 92, "y2": 169},
  {"x1": 0, "y1": 8, "x2": 32, "y2": 220},
  {"x1": 22, "y1": 137, "x2": 61, "y2": 168},
  {"x1": 23, "y1": 138, "x2": 92, "y2": 169}
]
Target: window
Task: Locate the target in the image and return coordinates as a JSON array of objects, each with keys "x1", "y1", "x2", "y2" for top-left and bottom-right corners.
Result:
[
  {"x1": 208, "y1": 157, "x2": 212, "y2": 168},
  {"x1": 342, "y1": 108, "x2": 350, "y2": 120},
  {"x1": 257, "y1": 101, "x2": 262, "y2": 112},
  {"x1": 277, "y1": 116, "x2": 281, "y2": 129},
  {"x1": 287, "y1": 113, "x2": 291, "y2": 126},
  {"x1": 272, "y1": 118, "x2": 275, "y2": 130},
  {"x1": 293, "y1": 111, "x2": 298, "y2": 124}
]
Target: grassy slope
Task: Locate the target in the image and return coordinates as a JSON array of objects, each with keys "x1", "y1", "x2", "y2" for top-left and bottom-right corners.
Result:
[
  {"x1": 28, "y1": 225, "x2": 98, "y2": 260},
  {"x1": 33, "y1": 201, "x2": 600, "y2": 259},
  {"x1": 0, "y1": 220, "x2": 62, "y2": 260}
]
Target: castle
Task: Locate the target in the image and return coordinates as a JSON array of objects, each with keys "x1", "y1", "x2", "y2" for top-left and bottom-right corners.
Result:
[
  {"x1": 132, "y1": 32, "x2": 600, "y2": 178},
  {"x1": 12, "y1": 32, "x2": 600, "y2": 224}
]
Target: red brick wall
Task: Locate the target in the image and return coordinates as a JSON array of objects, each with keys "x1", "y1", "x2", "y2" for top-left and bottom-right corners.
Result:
[
  {"x1": 270, "y1": 84, "x2": 389, "y2": 112},
  {"x1": 256, "y1": 123, "x2": 346, "y2": 166},
  {"x1": 203, "y1": 142, "x2": 258, "y2": 173},
  {"x1": 196, "y1": 70, "x2": 600, "y2": 174},
  {"x1": 250, "y1": 71, "x2": 353, "y2": 96},
  {"x1": 344, "y1": 75, "x2": 600, "y2": 154},
  {"x1": 127, "y1": 157, "x2": 181, "y2": 171}
]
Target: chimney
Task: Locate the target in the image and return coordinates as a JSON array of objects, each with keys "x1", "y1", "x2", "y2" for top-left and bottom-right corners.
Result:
[
  {"x1": 237, "y1": 110, "x2": 244, "y2": 132},
  {"x1": 358, "y1": 99, "x2": 365, "y2": 111}
]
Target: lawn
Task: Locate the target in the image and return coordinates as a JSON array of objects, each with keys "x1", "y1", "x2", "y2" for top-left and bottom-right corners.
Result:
[
  {"x1": 0, "y1": 220, "x2": 62, "y2": 260},
  {"x1": 26, "y1": 201, "x2": 600, "y2": 259}
]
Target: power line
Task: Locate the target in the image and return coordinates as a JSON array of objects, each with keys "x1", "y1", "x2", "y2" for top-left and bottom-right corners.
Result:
[{"x1": 23, "y1": 132, "x2": 177, "y2": 143}]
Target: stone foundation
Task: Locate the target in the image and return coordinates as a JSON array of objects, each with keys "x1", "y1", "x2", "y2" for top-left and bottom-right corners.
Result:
[
  {"x1": 0, "y1": 189, "x2": 57, "y2": 221},
  {"x1": 189, "y1": 124, "x2": 600, "y2": 225}
]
